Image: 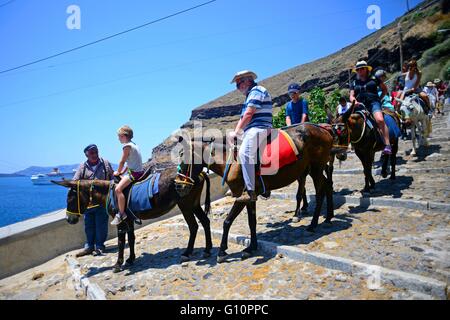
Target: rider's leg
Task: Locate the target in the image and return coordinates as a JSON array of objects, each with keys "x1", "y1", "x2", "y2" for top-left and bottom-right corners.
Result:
[
  {"x1": 372, "y1": 102, "x2": 390, "y2": 145},
  {"x1": 237, "y1": 128, "x2": 265, "y2": 202},
  {"x1": 419, "y1": 92, "x2": 431, "y2": 113},
  {"x1": 238, "y1": 130, "x2": 256, "y2": 199},
  {"x1": 111, "y1": 176, "x2": 131, "y2": 225},
  {"x1": 373, "y1": 102, "x2": 391, "y2": 154}
]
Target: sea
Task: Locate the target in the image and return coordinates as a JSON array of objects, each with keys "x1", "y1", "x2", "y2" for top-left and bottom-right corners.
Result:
[{"x1": 0, "y1": 176, "x2": 68, "y2": 228}]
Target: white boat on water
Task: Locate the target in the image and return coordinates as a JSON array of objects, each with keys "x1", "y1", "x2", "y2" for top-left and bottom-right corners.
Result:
[{"x1": 31, "y1": 168, "x2": 74, "y2": 185}]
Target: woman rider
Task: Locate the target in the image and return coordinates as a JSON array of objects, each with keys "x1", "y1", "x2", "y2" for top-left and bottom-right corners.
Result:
[
  {"x1": 349, "y1": 60, "x2": 392, "y2": 155},
  {"x1": 399, "y1": 59, "x2": 431, "y2": 113}
]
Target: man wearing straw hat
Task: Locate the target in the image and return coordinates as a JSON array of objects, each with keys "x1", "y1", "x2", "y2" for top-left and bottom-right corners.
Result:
[
  {"x1": 229, "y1": 70, "x2": 273, "y2": 203},
  {"x1": 435, "y1": 79, "x2": 447, "y2": 115},
  {"x1": 349, "y1": 60, "x2": 392, "y2": 155},
  {"x1": 424, "y1": 81, "x2": 439, "y2": 114}
]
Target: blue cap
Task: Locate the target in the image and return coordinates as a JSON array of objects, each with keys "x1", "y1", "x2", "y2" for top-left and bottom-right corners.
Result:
[
  {"x1": 288, "y1": 83, "x2": 301, "y2": 94},
  {"x1": 84, "y1": 144, "x2": 98, "y2": 154}
]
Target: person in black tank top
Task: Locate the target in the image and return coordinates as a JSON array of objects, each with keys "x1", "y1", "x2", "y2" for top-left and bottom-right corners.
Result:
[{"x1": 349, "y1": 61, "x2": 392, "y2": 155}]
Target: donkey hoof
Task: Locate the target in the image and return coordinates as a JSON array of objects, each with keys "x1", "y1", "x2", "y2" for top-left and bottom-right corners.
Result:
[
  {"x1": 322, "y1": 221, "x2": 333, "y2": 229},
  {"x1": 241, "y1": 251, "x2": 252, "y2": 260},
  {"x1": 113, "y1": 265, "x2": 122, "y2": 273},
  {"x1": 241, "y1": 248, "x2": 256, "y2": 260},
  {"x1": 292, "y1": 216, "x2": 301, "y2": 223},
  {"x1": 217, "y1": 253, "x2": 228, "y2": 264},
  {"x1": 180, "y1": 255, "x2": 190, "y2": 263},
  {"x1": 381, "y1": 171, "x2": 388, "y2": 179}
]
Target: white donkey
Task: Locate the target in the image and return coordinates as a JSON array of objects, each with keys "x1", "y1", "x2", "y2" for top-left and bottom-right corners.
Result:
[{"x1": 396, "y1": 94, "x2": 432, "y2": 156}]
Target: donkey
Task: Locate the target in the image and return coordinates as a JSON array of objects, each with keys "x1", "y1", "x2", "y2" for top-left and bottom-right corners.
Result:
[
  {"x1": 53, "y1": 166, "x2": 212, "y2": 273},
  {"x1": 396, "y1": 94, "x2": 431, "y2": 156},
  {"x1": 178, "y1": 123, "x2": 334, "y2": 263},
  {"x1": 332, "y1": 105, "x2": 400, "y2": 193},
  {"x1": 292, "y1": 125, "x2": 348, "y2": 222}
]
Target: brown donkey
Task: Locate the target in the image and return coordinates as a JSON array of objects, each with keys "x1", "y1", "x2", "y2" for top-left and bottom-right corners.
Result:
[
  {"x1": 332, "y1": 106, "x2": 399, "y2": 193},
  {"x1": 178, "y1": 123, "x2": 334, "y2": 263},
  {"x1": 53, "y1": 166, "x2": 212, "y2": 273}
]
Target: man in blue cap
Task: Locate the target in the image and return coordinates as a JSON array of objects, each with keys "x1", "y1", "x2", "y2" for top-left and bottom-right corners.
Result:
[
  {"x1": 285, "y1": 83, "x2": 309, "y2": 126},
  {"x1": 73, "y1": 144, "x2": 114, "y2": 257}
]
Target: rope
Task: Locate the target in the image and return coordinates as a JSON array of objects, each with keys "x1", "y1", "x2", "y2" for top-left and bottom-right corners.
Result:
[
  {"x1": 222, "y1": 148, "x2": 233, "y2": 186},
  {"x1": 351, "y1": 116, "x2": 366, "y2": 144}
]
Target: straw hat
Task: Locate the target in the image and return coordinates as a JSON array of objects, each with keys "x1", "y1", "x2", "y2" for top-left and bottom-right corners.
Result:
[
  {"x1": 352, "y1": 60, "x2": 373, "y2": 73},
  {"x1": 434, "y1": 78, "x2": 442, "y2": 84},
  {"x1": 230, "y1": 70, "x2": 257, "y2": 84},
  {"x1": 426, "y1": 81, "x2": 436, "y2": 87}
]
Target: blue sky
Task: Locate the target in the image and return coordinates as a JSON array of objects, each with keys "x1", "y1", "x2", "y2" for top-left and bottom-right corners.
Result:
[{"x1": 0, "y1": 0, "x2": 422, "y2": 173}]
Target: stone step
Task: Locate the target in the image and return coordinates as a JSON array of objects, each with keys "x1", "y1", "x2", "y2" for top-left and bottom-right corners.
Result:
[
  {"x1": 70, "y1": 222, "x2": 432, "y2": 300},
  {"x1": 270, "y1": 192, "x2": 450, "y2": 213}
]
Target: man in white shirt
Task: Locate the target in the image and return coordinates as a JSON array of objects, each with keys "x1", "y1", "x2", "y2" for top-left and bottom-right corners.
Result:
[{"x1": 336, "y1": 97, "x2": 351, "y2": 116}]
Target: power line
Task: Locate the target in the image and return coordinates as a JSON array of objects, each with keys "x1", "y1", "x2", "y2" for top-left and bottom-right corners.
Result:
[
  {"x1": 0, "y1": 0, "x2": 217, "y2": 75},
  {"x1": 0, "y1": 0, "x2": 16, "y2": 9}
]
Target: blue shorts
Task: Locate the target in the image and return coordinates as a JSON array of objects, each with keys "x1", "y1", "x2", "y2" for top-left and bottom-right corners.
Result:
[{"x1": 368, "y1": 101, "x2": 382, "y2": 114}]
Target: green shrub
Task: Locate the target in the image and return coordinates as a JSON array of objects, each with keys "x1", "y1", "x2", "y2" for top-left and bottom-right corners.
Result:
[
  {"x1": 273, "y1": 105, "x2": 286, "y2": 129},
  {"x1": 437, "y1": 19, "x2": 450, "y2": 31},
  {"x1": 421, "y1": 59, "x2": 447, "y2": 84},
  {"x1": 441, "y1": 59, "x2": 450, "y2": 81},
  {"x1": 326, "y1": 89, "x2": 342, "y2": 114},
  {"x1": 420, "y1": 38, "x2": 450, "y2": 66},
  {"x1": 308, "y1": 87, "x2": 328, "y2": 124},
  {"x1": 411, "y1": 11, "x2": 425, "y2": 23}
]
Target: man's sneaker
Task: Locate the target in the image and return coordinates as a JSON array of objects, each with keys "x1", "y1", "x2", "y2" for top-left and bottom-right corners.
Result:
[
  {"x1": 111, "y1": 213, "x2": 126, "y2": 226},
  {"x1": 75, "y1": 248, "x2": 94, "y2": 258},
  {"x1": 92, "y1": 248, "x2": 104, "y2": 256},
  {"x1": 382, "y1": 145, "x2": 392, "y2": 155}
]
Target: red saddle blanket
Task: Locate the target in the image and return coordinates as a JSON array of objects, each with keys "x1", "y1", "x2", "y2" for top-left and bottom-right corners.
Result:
[{"x1": 259, "y1": 130, "x2": 300, "y2": 176}]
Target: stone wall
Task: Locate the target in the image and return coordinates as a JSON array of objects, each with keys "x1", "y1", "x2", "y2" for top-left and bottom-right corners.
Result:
[{"x1": 0, "y1": 174, "x2": 227, "y2": 280}]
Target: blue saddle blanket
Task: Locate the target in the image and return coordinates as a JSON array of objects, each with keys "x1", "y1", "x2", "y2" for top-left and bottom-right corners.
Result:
[
  {"x1": 363, "y1": 112, "x2": 401, "y2": 143},
  {"x1": 384, "y1": 114, "x2": 401, "y2": 140},
  {"x1": 109, "y1": 173, "x2": 160, "y2": 213}
]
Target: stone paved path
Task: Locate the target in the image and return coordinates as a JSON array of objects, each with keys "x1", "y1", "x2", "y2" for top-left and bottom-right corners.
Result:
[
  {"x1": 0, "y1": 106, "x2": 448, "y2": 300},
  {"x1": 0, "y1": 255, "x2": 82, "y2": 300},
  {"x1": 73, "y1": 223, "x2": 432, "y2": 300}
]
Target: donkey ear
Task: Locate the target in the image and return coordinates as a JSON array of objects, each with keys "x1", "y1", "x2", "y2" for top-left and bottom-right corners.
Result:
[{"x1": 51, "y1": 180, "x2": 76, "y2": 188}]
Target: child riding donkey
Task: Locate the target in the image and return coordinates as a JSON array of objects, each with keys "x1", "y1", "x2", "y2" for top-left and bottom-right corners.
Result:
[{"x1": 111, "y1": 125, "x2": 145, "y2": 226}]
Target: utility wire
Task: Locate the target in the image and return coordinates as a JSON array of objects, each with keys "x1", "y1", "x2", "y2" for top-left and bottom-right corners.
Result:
[
  {"x1": 0, "y1": 0, "x2": 217, "y2": 74},
  {"x1": 0, "y1": 0, "x2": 16, "y2": 8}
]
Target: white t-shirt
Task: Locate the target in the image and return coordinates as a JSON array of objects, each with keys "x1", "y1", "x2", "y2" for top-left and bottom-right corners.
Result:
[{"x1": 123, "y1": 141, "x2": 143, "y2": 172}]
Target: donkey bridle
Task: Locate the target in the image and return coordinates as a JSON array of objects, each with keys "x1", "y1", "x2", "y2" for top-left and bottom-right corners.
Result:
[{"x1": 66, "y1": 180, "x2": 105, "y2": 217}]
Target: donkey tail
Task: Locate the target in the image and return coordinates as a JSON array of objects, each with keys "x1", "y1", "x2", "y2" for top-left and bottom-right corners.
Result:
[{"x1": 201, "y1": 172, "x2": 211, "y2": 216}]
